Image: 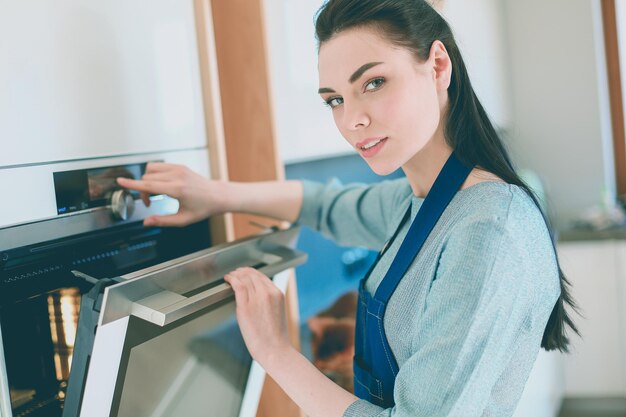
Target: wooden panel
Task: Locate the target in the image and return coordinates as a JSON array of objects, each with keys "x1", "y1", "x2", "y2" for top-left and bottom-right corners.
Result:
[
  {"x1": 210, "y1": 0, "x2": 284, "y2": 240},
  {"x1": 194, "y1": 0, "x2": 233, "y2": 244},
  {"x1": 601, "y1": 0, "x2": 626, "y2": 197},
  {"x1": 207, "y1": 1, "x2": 303, "y2": 416}
]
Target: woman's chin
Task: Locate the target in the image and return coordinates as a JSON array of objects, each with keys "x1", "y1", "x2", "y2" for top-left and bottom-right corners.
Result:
[
  {"x1": 370, "y1": 165, "x2": 397, "y2": 177},
  {"x1": 366, "y1": 161, "x2": 399, "y2": 177}
]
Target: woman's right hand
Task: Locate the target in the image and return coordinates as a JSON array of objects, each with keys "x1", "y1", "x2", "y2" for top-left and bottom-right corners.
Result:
[{"x1": 116, "y1": 162, "x2": 227, "y2": 227}]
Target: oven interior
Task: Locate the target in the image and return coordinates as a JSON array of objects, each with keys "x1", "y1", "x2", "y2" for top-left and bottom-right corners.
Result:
[{"x1": 0, "y1": 220, "x2": 210, "y2": 417}]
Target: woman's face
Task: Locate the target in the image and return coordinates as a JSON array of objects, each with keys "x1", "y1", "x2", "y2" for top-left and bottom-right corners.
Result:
[{"x1": 318, "y1": 27, "x2": 449, "y2": 175}]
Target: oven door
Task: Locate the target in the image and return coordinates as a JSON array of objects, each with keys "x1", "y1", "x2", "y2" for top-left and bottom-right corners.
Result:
[{"x1": 70, "y1": 227, "x2": 306, "y2": 417}]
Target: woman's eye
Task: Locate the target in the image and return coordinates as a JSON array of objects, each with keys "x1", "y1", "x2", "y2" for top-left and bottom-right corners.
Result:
[
  {"x1": 364, "y1": 77, "x2": 385, "y2": 92},
  {"x1": 324, "y1": 96, "x2": 343, "y2": 109}
]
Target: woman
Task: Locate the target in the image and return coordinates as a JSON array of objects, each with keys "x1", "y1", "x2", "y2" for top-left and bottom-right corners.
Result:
[{"x1": 118, "y1": 0, "x2": 578, "y2": 415}]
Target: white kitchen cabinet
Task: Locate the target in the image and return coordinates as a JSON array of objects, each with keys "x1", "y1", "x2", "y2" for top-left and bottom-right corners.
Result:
[
  {"x1": 558, "y1": 240, "x2": 625, "y2": 396},
  {"x1": 508, "y1": 238, "x2": 622, "y2": 417},
  {"x1": 513, "y1": 351, "x2": 564, "y2": 417},
  {"x1": 616, "y1": 240, "x2": 626, "y2": 389},
  {"x1": 1, "y1": 0, "x2": 208, "y2": 167}
]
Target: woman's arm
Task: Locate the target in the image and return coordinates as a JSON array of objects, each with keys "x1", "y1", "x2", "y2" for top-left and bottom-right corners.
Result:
[
  {"x1": 224, "y1": 267, "x2": 358, "y2": 417},
  {"x1": 266, "y1": 347, "x2": 358, "y2": 417},
  {"x1": 225, "y1": 180, "x2": 304, "y2": 223},
  {"x1": 117, "y1": 163, "x2": 411, "y2": 251},
  {"x1": 116, "y1": 162, "x2": 304, "y2": 226}
]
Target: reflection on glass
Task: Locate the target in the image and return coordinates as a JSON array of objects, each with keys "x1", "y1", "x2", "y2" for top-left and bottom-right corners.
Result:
[
  {"x1": 116, "y1": 301, "x2": 251, "y2": 417},
  {"x1": 10, "y1": 388, "x2": 37, "y2": 409},
  {"x1": 47, "y1": 289, "x2": 81, "y2": 381},
  {"x1": 87, "y1": 165, "x2": 138, "y2": 201}
]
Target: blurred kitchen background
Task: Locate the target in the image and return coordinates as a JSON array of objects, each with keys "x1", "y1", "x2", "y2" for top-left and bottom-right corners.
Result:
[{"x1": 2, "y1": 0, "x2": 626, "y2": 417}]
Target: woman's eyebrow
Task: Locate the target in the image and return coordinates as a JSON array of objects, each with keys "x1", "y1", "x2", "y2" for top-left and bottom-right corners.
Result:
[
  {"x1": 318, "y1": 61, "x2": 384, "y2": 94},
  {"x1": 349, "y1": 61, "x2": 383, "y2": 83}
]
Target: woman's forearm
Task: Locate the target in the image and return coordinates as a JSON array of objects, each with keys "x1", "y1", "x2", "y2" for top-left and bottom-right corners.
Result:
[
  {"x1": 223, "y1": 180, "x2": 304, "y2": 223},
  {"x1": 264, "y1": 347, "x2": 358, "y2": 417}
]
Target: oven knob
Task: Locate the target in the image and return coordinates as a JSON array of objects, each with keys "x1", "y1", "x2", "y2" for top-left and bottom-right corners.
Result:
[{"x1": 110, "y1": 189, "x2": 135, "y2": 221}]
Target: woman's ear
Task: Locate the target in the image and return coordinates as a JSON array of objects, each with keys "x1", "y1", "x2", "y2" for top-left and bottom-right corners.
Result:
[{"x1": 429, "y1": 40, "x2": 452, "y2": 91}]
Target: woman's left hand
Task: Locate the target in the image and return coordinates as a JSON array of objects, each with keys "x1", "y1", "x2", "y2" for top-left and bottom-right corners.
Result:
[
  {"x1": 225, "y1": 268, "x2": 358, "y2": 417},
  {"x1": 224, "y1": 267, "x2": 292, "y2": 368}
]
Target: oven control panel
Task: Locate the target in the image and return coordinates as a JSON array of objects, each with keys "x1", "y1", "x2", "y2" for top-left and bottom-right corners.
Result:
[{"x1": 53, "y1": 163, "x2": 150, "y2": 216}]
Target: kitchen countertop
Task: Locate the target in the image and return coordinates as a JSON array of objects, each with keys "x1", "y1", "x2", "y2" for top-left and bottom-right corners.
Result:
[{"x1": 558, "y1": 226, "x2": 626, "y2": 242}]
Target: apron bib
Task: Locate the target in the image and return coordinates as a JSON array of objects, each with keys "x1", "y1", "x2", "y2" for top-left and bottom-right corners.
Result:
[{"x1": 353, "y1": 152, "x2": 473, "y2": 408}]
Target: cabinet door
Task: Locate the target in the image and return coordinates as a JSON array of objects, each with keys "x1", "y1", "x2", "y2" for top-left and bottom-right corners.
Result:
[
  {"x1": 558, "y1": 241, "x2": 624, "y2": 396},
  {"x1": 1, "y1": 0, "x2": 208, "y2": 167}
]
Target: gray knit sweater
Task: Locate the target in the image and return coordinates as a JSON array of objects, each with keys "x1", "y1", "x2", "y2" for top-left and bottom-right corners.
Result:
[{"x1": 296, "y1": 177, "x2": 560, "y2": 417}]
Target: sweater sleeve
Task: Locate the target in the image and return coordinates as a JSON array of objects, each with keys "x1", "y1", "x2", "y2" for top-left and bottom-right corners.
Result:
[
  {"x1": 296, "y1": 177, "x2": 412, "y2": 250},
  {"x1": 342, "y1": 199, "x2": 560, "y2": 417}
]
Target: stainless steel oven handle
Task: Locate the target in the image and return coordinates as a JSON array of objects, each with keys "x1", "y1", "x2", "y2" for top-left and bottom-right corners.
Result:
[{"x1": 130, "y1": 249, "x2": 307, "y2": 326}]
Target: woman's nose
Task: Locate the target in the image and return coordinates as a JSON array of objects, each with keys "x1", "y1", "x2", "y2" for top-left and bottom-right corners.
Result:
[{"x1": 342, "y1": 103, "x2": 370, "y2": 131}]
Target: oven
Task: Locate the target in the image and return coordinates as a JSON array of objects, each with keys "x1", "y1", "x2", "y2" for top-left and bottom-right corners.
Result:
[
  {"x1": 0, "y1": 1, "x2": 304, "y2": 415},
  {"x1": 0, "y1": 150, "x2": 306, "y2": 417}
]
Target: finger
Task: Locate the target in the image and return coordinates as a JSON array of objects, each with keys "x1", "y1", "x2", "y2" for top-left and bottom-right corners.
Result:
[
  {"x1": 236, "y1": 267, "x2": 266, "y2": 294},
  {"x1": 144, "y1": 212, "x2": 193, "y2": 227},
  {"x1": 141, "y1": 172, "x2": 174, "y2": 182},
  {"x1": 116, "y1": 177, "x2": 176, "y2": 196},
  {"x1": 144, "y1": 162, "x2": 168, "y2": 174},
  {"x1": 145, "y1": 162, "x2": 183, "y2": 174},
  {"x1": 238, "y1": 268, "x2": 280, "y2": 305},
  {"x1": 239, "y1": 267, "x2": 275, "y2": 291},
  {"x1": 140, "y1": 191, "x2": 151, "y2": 207},
  {"x1": 116, "y1": 177, "x2": 149, "y2": 192},
  {"x1": 136, "y1": 173, "x2": 172, "y2": 206},
  {"x1": 231, "y1": 268, "x2": 260, "y2": 297},
  {"x1": 224, "y1": 273, "x2": 249, "y2": 304}
]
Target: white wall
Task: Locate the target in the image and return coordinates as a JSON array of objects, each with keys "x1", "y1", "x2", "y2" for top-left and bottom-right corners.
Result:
[
  {"x1": 439, "y1": 0, "x2": 513, "y2": 129},
  {"x1": 503, "y1": 0, "x2": 614, "y2": 229},
  {"x1": 262, "y1": 0, "x2": 352, "y2": 163}
]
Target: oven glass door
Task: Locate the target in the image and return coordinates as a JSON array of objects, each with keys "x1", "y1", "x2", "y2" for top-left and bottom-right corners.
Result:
[
  {"x1": 93, "y1": 295, "x2": 258, "y2": 417},
  {"x1": 72, "y1": 227, "x2": 306, "y2": 417}
]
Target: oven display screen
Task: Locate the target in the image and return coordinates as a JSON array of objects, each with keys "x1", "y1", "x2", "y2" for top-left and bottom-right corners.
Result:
[
  {"x1": 87, "y1": 165, "x2": 143, "y2": 202},
  {"x1": 53, "y1": 163, "x2": 148, "y2": 215}
]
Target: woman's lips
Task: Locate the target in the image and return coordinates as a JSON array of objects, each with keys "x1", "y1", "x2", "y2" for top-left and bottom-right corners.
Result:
[{"x1": 358, "y1": 137, "x2": 388, "y2": 158}]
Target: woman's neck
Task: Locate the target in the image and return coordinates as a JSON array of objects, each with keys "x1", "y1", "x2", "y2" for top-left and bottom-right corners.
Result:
[{"x1": 402, "y1": 133, "x2": 452, "y2": 198}]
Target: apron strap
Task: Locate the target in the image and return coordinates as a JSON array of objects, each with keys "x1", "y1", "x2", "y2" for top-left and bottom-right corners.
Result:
[{"x1": 373, "y1": 153, "x2": 472, "y2": 303}]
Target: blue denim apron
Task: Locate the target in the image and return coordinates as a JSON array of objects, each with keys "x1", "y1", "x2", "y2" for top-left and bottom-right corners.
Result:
[{"x1": 353, "y1": 153, "x2": 472, "y2": 408}]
